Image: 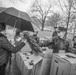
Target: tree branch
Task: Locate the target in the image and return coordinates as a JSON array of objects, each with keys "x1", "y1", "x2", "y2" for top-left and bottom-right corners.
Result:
[
  {"x1": 31, "y1": 16, "x2": 42, "y2": 24},
  {"x1": 58, "y1": 0, "x2": 68, "y2": 16},
  {"x1": 45, "y1": 5, "x2": 51, "y2": 17},
  {"x1": 36, "y1": 0, "x2": 43, "y2": 16},
  {"x1": 43, "y1": 3, "x2": 55, "y2": 24}
]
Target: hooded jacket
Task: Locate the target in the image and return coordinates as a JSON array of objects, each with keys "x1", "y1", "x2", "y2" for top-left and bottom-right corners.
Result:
[{"x1": 0, "y1": 33, "x2": 25, "y2": 66}]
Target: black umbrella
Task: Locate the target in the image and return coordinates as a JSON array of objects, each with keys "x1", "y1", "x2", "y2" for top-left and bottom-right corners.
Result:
[
  {"x1": 0, "y1": 7, "x2": 7, "y2": 13},
  {"x1": 0, "y1": 7, "x2": 34, "y2": 32}
]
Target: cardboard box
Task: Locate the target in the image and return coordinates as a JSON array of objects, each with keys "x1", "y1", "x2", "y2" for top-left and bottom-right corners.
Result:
[
  {"x1": 64, "y1": 53, "x2": 76, "y2": 75},
  {"x1": 20, "y1": 57, "x2": 33, "y2": 75},
  {"x1": 22, "y1": 61, "x2": 33, "y2": 75},
  {"x1": 50, "y1": 53, "x2": 70, "y2": 75},
  {"x1": 19, "y1": 53, "x2": 27, "y2": 72},
  {"x1": 16, "y1": 52, "x2": 28, "y2": 72},
  {"x1": 16, "y1": 52, "x2": 21, "y2": 69},
  {"x1": 50, "y1": 53, "x2": 76, "y2": 75},
  {"x1": 40, "y1": 49, "x2": 53, "y2": 75},
  {"x1": 17, "y1": 52, "x2": 43, "y2": 75}
]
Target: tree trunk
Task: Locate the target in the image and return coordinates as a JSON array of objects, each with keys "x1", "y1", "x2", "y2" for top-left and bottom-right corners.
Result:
[
  {"x1": 65, "y1": 12, "x2": 70, "y2": 39},
  {"x1": 64, "y1": 0, "x2": 72, "y2": 39},
  {"x1": 41, "y1": 21, "x2": 45, "y2": 31},
  {"x1": 65, "y1": 9, "x2": 72, "y2": 39},
  {"x1": 73, "y1": 22, "x2": 76, "y2": 37}
]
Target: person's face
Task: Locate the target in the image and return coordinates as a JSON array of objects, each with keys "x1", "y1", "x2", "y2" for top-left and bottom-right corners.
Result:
[{"x1": 58, "y1": 31, "x2": 65, "y2": 38}]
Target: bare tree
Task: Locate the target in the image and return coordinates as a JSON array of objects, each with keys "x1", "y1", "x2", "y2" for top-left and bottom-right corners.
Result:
[
  {"x1": 46, "y1": 13, "x2": 61, "y2": 27},
  {"x1": 58, "y1": 0, "x2": 74, "y2": 38},
  {"x1": 30, "y1": 0, "x2": 56, "y2": 31}
]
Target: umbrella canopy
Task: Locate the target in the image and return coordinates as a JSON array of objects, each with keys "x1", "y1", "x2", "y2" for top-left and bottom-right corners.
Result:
[
  {"x1": 32, "y1": 23, "x2": 41, "y2": 32},
  {"x1": 0, "y1": 7, "x2": 34, "y2": 32},
  {"x1": 5, "y1": 7, "x2": 31, "y2": 22},
  {"x1": 0, "y1": 7, "x2": 7, "y2": 13}
]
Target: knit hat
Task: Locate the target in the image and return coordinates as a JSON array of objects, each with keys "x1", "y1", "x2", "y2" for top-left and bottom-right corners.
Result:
[{"x1": 57, "y1": 27, "x2": 67, "y2": 33}]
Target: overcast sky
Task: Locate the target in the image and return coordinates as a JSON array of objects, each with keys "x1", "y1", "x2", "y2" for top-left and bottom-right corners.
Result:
[
  {"x1": 1, "y1": 0, "x2": 35, "y2": 12},
  {"x1": 0, "y1": 0, "x2": 67, "y2": 14}
]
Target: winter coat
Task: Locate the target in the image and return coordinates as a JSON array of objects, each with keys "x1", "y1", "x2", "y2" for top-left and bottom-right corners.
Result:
[
  {"x1": 52, "y1": 31, "x2": 58, "y2": 37},
  {"x1": 0, "y1": 33, "x2": 25, "y2": 66},
  {"x1": 69, "y1": 40, "x2": 76, "y2": 54},
  {"x1": 51, "y1": 36, "x2": 70, "y2": 53},
  {"x1": 42, "y1": 36, "x2": 72, "y2": 53}
]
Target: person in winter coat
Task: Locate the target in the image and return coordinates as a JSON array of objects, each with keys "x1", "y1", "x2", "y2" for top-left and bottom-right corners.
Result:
[
  {"x1": 52, "y1": 28, "x2": 74, "y2": 53},
  {"x1": 0, "y1": 22, "x2": 25, "y2": 75},
  {"x1": 51, "y1": 30, "x2": 70, "y2": 53},
  {"x1": 42, "y1": 27, "x2": 73, "y2": 53}
]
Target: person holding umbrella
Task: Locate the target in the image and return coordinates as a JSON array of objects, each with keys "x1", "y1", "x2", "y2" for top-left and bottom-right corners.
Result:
[{"x1": 0, "y1": 22, "x2": 26, "y2": 75}]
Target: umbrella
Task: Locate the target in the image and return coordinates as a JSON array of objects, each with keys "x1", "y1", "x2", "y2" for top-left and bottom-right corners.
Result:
[
  {"x1": 0, "y1": 7, "x2": 34, "y2": 32},
  {"x1": 0, "y1": 7, "x2": 7, "y2": 13},
  {"x1": 32, "y1": 23, "x2": 41, "y2": 31}
]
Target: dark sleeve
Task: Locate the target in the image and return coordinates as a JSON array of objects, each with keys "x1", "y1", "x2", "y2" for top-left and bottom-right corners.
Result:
[
  {"x1": 41, "y1": 40, "x2": 53, "y2": 47},
  {"x1": 2, "y1": 37, "x2": 25, "y2": 53},
  {"x1": 41, "y1": 37, "x2": 55, "y2": 47},
  {"x1": 68, "y1": 42, "x2": 76, "y2": 54},
  {"x1": 65, "y1": 40, "x2": 74, "y2": 53}
]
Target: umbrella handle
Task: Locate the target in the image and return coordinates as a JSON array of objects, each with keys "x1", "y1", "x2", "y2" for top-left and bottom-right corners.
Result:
[
  {"x1": 14, "y1": 11, "x2": 20, "y2": 28},
  {"x1": 13, "y1": 19, "x2": 17, "y2": 33},
  {"x1": 14, "y1": 19, "x2": 17, "y2": 28}
]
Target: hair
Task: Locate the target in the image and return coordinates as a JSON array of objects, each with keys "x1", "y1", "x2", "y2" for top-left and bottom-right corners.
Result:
[
  {"x1": 0, "y1": 22, "x2": 6, "y2": 31},
  {"x1": 73, "y1": 36, "x2": 76, "y2": 41}
]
